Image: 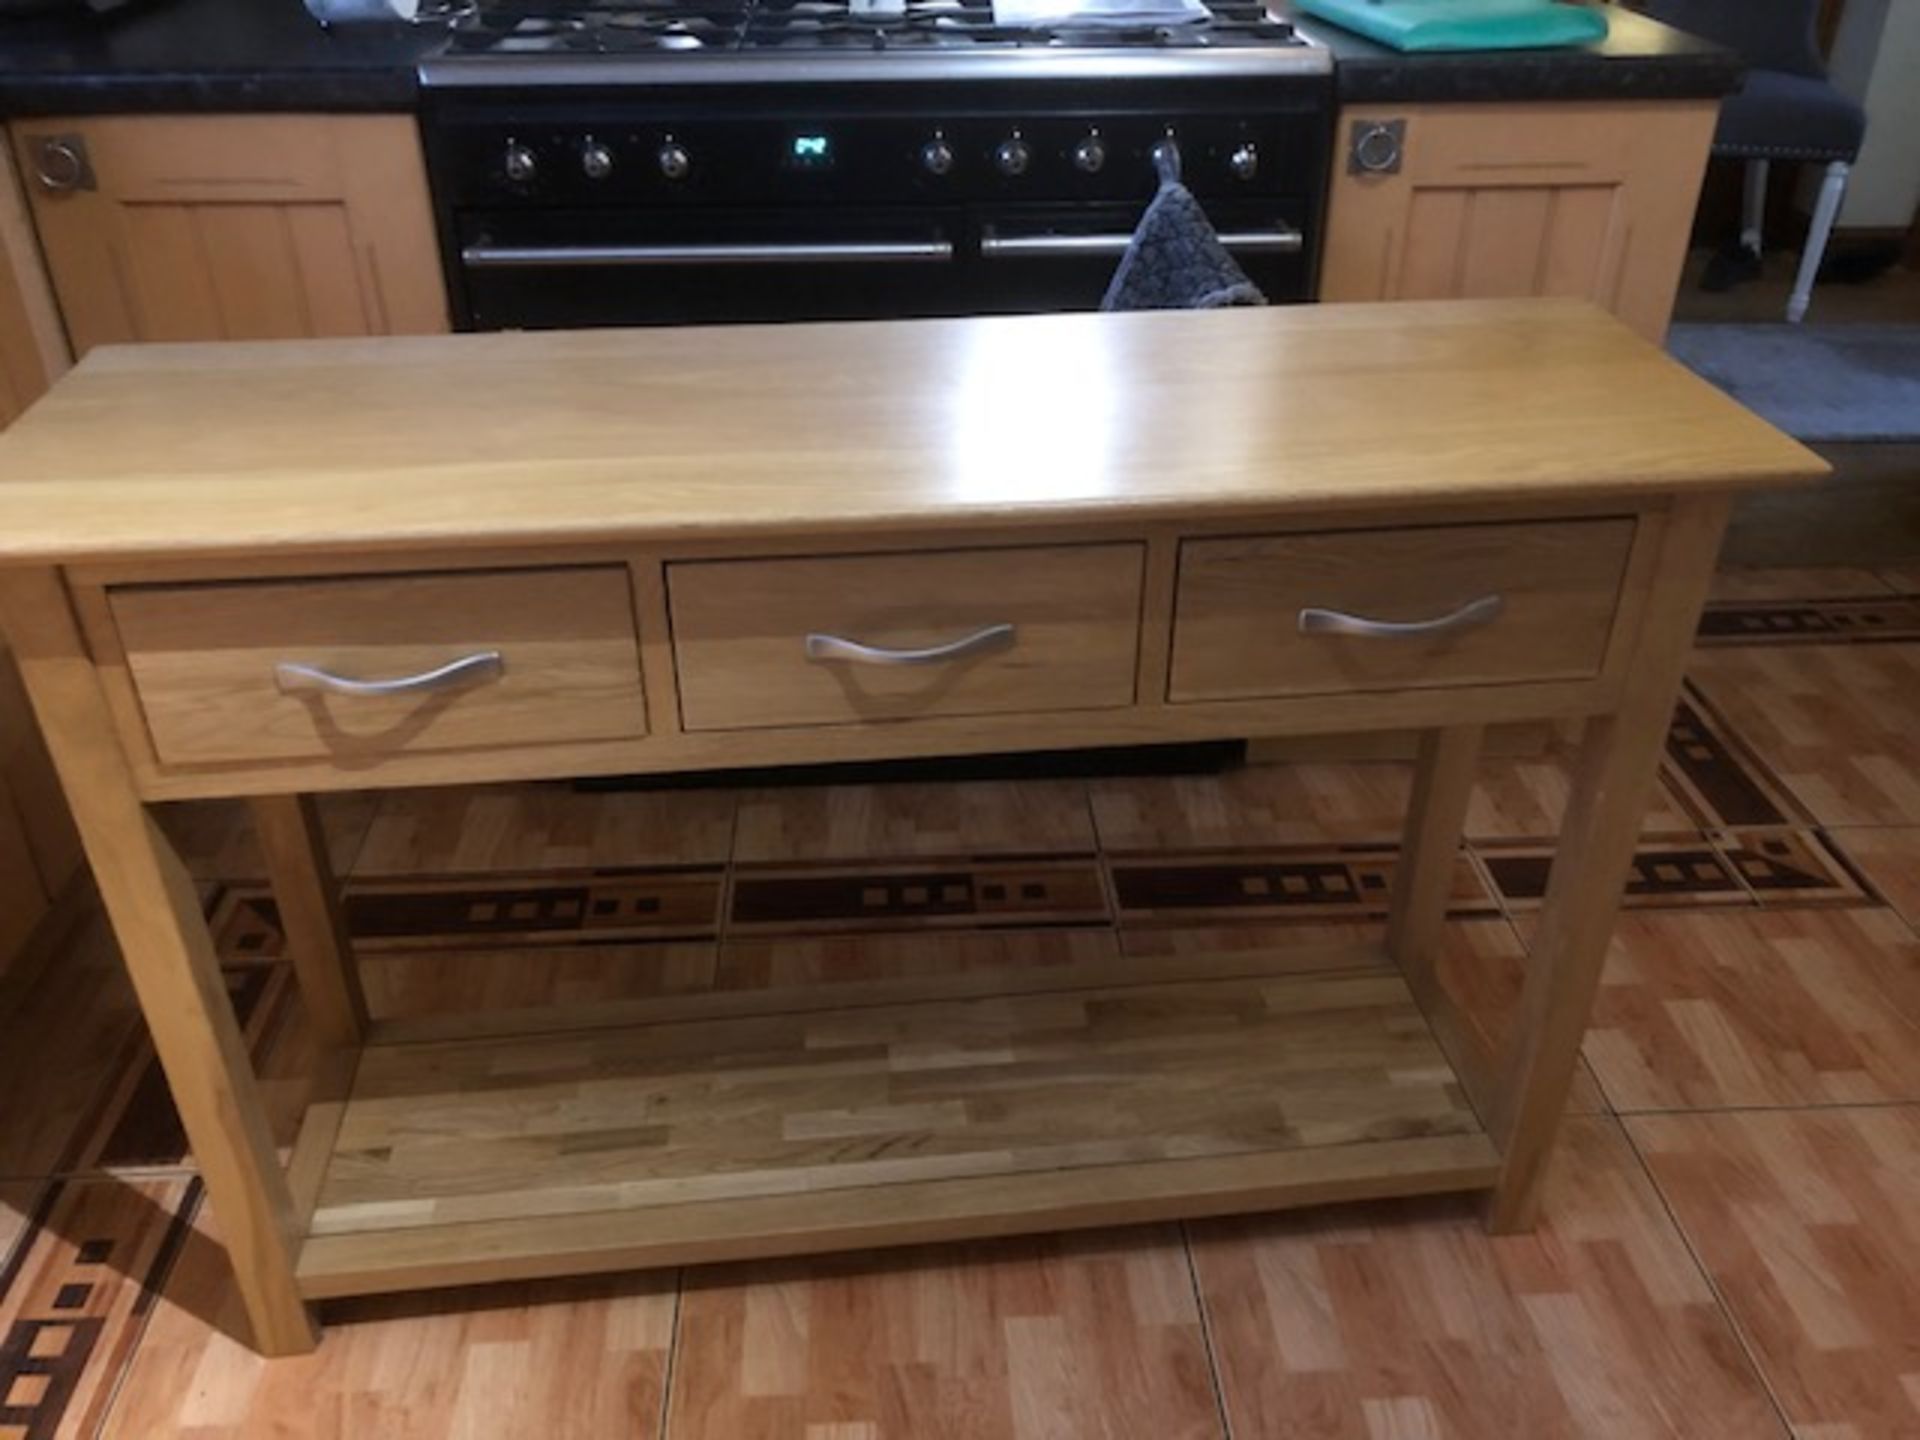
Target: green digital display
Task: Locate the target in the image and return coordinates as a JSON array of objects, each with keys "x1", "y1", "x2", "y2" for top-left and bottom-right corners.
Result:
[{"x1": 790, "y1": 134, "x2": 832, "y2": 167}]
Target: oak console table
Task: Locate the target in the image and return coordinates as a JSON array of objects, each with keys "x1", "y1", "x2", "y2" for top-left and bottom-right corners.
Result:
[{"x1": 0, "y1": 300, "x2": 1820, "y2": 1356}]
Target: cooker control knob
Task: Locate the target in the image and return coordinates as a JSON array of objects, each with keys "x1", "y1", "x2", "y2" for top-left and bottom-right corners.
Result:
[
  {"x1": 920, "y1": 136, "x2": 955, "y2": 176},
  {"x1": 503, "y1": 141, "x2": 538, "y2": 184},
  {"x1": 1072, "y1": 134, "x2": 1107, "y2": 174},
  {"x1": 657, "y1": 141, "x2": 691, "y2": 181},
  {"x1": 994, "y1": 136, "x2": 1031, "y2": 178},
  {"x1": 1229, "y1": 142, "x2": 1259, "y2": 181},
  {"x1": 581, "y1": 139, "x2": 615, "y2": 181}
]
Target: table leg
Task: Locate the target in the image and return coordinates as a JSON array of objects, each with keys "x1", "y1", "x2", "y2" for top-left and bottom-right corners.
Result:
[
  {"x1": 1387, "y1": 724, "x2": 1483, "y2": 1003},
  {"x1": 0, "y1": 568, "x2": 318, "y2": 1354},
  {"x1": 251, "y1": 794, "x2": 367, "y2": 1049},
  {"x1": 1485, "y1": 497, "x2": 1729, "y2": 1233}
]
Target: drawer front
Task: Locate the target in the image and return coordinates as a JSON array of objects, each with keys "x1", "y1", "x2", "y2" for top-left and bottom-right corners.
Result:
[
  {"x1": 669, "y1": 545, "x2": 1143, "y2": 732},
  {"x1": 1170, "y1": 519, "x2": 1635, "y2": 703},
  {"x1": 111, "y1": 567, "x2": 648, "y2": 766}
]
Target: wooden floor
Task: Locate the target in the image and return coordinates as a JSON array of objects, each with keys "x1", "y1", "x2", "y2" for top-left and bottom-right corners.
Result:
[{"x1": 5, "y1": 556, "x2": 1920, "y2": 1437}]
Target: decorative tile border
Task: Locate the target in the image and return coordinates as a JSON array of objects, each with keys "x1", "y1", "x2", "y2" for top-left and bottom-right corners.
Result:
[
  {"x1": 1109, "y1": 847, "x2": 1497, "y2": 926},
  {"x1": 1479, "y1": 835, "x2": 1749, "y2": 912},
  {"x1": 1697, "y1": 595, "x2": 1920, "y2": 647},
  {"x1": 1662, "y1": 691, "x2": 1809, "y2": 830},
  {"x1": 0, "y1": 1176, "x2": 201, "y2": 1440},
  {"x1": 1713, "y1": 827, "x2": 1875, "y2": 908},
  {"x1": 730, "y1": 859, "x2": 1110, "y2": 933},
  {"x1": 210, "y1": 868, "x2": 727, "y2": 953}
]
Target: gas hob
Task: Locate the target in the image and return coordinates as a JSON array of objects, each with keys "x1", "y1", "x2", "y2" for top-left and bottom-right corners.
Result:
[{"x1": 423, "y1": 0, "x2": 1330, "y2": 76}]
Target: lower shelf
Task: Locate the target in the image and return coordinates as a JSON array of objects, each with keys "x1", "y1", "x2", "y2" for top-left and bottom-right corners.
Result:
[{"x1": 295, "y1": 968, "x2": 1499, "y2": 1299}]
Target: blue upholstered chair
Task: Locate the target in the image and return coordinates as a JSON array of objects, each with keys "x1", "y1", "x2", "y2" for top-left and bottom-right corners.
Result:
[{"x1": 1644, "y1": 0, "x2": 1866, "y2": 322}]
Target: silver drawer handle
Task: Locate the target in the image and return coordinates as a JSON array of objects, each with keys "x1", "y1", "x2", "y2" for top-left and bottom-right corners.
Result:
[
  {"x1": 980, "y1": 226, "x2": 1303, "y2": 259},
  {"x1": 1298, "y1": 595, "x2": 1505, "y2": 639},
  {"x1": 804, "y1": 623, "x2": 1015, "y2": 667},
  {"x1": 462, "y1": 240, "x2": 955, "y2": 269},
  {"x1": 273, "y1": 651, "x2": 506, "y2": 696}
]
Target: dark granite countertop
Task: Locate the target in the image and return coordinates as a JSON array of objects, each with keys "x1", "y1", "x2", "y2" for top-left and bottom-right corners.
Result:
[
  {"x1": 0, "y1": 0, "x2": 1736, "y2": 118},
  {"x1": 1279, "y1": 3, "x2": 1741, "y2": 104},
  {"x1": 0, "y1": 0, "x2": 435, "y2": 114}
]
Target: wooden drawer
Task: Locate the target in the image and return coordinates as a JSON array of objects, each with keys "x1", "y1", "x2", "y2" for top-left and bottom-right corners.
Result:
[
  {"x1": 1169, "y1": 519, "x2": 1635, "y2": 703},
  {"x1": 110, "y1": 567, "x2": 648, "y2": 767},
  {"x1": 669, "y1": 545, "x2": 1143, "y2": 731}
]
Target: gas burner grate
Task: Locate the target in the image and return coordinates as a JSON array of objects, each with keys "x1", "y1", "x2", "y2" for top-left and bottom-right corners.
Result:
[
  {"x1": 450, "y1": 0, "x2": 750, "y2": 51},
  {"x1": 743, "y1": 0, "x2": 1294, "y2": 49},
  {"x1": 447, "y1": 0, "x2": 1298, "y2": 52}
]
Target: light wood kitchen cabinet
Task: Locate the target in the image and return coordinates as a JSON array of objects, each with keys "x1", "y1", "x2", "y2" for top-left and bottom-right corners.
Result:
[
  {"x1": 9, "y1": 114, "x2": 447, "y2": 357},
  {"x1": 1319, "y1": 101, "x2": 1718, "y2": 343},
  {"x1": 0, "y1": 144, "x2": 70, "y2": 428}
]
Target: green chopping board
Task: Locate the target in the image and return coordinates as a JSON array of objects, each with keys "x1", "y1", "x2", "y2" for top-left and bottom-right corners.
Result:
[{"x1": 1295, "y1": 0, "x2": 1609, "y2": 52}]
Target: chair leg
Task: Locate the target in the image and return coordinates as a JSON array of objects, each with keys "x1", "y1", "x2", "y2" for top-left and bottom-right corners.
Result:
[
  {"x1": 1787, "y1": 160, "x2": 1849, "y2": 324},
  {"x1": 1740, "y1": 157, "x2": 1769, "y2": 255}
]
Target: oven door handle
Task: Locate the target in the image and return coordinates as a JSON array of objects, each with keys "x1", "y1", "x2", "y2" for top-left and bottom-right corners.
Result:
[
  {"x1": 979, "y1": 225, "x2": 1303, "y2": 259},
  {"x1": 461, "y1": 239, "x2": 956, "y2": 268}
]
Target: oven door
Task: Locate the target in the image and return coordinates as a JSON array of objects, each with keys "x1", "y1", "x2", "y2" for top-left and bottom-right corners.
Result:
[
  {"x1": 964, "y1": 202, "x2": 1311, "y2": 313},
  {"x1": 452, "y1": 200, "x2": 1311, "y2": 329},
  {"x1": 457, "y1": 208, "x2": 971, "y2": 329}
]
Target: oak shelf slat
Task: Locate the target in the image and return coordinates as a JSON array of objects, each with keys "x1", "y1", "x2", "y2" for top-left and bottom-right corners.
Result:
[{"x1": 293, "y1": 967, "x2": 1498, "y2": 1298}]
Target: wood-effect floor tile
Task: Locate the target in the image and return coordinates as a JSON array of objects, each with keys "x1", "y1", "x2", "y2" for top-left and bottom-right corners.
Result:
[
  {"x1": 1686, "y1": 645, "x2": 1920, "y2": 826},
  {"x1": 1427, "y1": 920, "x2": 1611, "y2": 1116},
  {"x1": 0, "y1": 910, "x2": 143, "y2": 1179},
  {"x1": 350, "y1": 783, "x2": 738, "y2": 877},
  {"x1": 361, "y1": 942, "x2": 719, "y2": 1022},
  {"x1": 713, "y1": 927, "x2": 1120, "y2": 996},
  {"x1": 1828, "y1": 827, "x2": 1920, "y2": 930},
  {"x1": 1089, "y1": 765, "x2": 1411, "y2": 852},
  {"x1": 71, "y1": 963, "x2": 317, "y2": 1175},
  {"x1": 1189, "y1": 1116, "x2": 1783, "y2": 1440},
  {"x1": 95, "y1": 1194, "x2": 676, "y2": 1440},
  {"x1": 1578, "y1": 909, "x2": 1920, "y2": 1112},
  {"x1": 156, "y1": 794, "x2": 376, "y2": 883},
  {"x1": 1707, "y1": 567, "x2": 1897, "y2": 603},
  {"x1": 733, "y1": 779, "x2": 1095, "y2": 864},
  {"x1": 665, "y1": 1227, "x2": 1220, "y2": 1440},
  {"x1": 1877, "y1": 562, "x2": 1920, "y2": 595},
  {"x1": 1469, "y1": 740, "x2": 1696, "y2": 841},
  {"x1": 1629, "y1": 1106, "x2": 1920, "y2": 1440}
]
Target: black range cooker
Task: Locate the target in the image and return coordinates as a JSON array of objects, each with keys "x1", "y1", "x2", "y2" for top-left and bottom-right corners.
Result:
[{"x1": 419, "y1": 0, "x2": 1333, "y2": 328}]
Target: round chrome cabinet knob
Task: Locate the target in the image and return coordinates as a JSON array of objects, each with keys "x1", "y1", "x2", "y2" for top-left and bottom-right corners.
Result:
[
  {"x1": 994, "y1": 136, "x2": 1032, "y2": 178},
  {"x1": 657, "y1": 142, "x2": 691, "y2": 181},
  {"x1": 920, "y1": 137, "x2": 955, "y2": 176},
  {"x1": 1352, "y1": 121, "x2": 1403, "y2": 175},
  {"x1": 1229, "y1": 143, "x2": 1259, "y2": 181},
  {"x1": 1071, "y1": 134, "x2": 1106, "y2": 175},
  {"x1": 503, "y1": 141, "x2": 538, "y2": 184},
  {"x1": 580, "y1": 140, "x2": 615, "y2": 180}
]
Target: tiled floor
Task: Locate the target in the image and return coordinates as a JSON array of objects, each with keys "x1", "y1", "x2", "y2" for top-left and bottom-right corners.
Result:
[{"x1": 4, "y1": 567, "x2": 1920, "y2": 1438}]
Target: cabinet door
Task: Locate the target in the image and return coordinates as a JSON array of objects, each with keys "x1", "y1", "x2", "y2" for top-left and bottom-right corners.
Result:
[
  {"x1": 11, "y1": 114, "x2": 447, "y2": 357},
  {"x1": 1320, "y1": 101, "x2": 1717, "y2": 343},
  {"x1": 0, "y1": 142, "x2": 70, "y2": 428}
]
